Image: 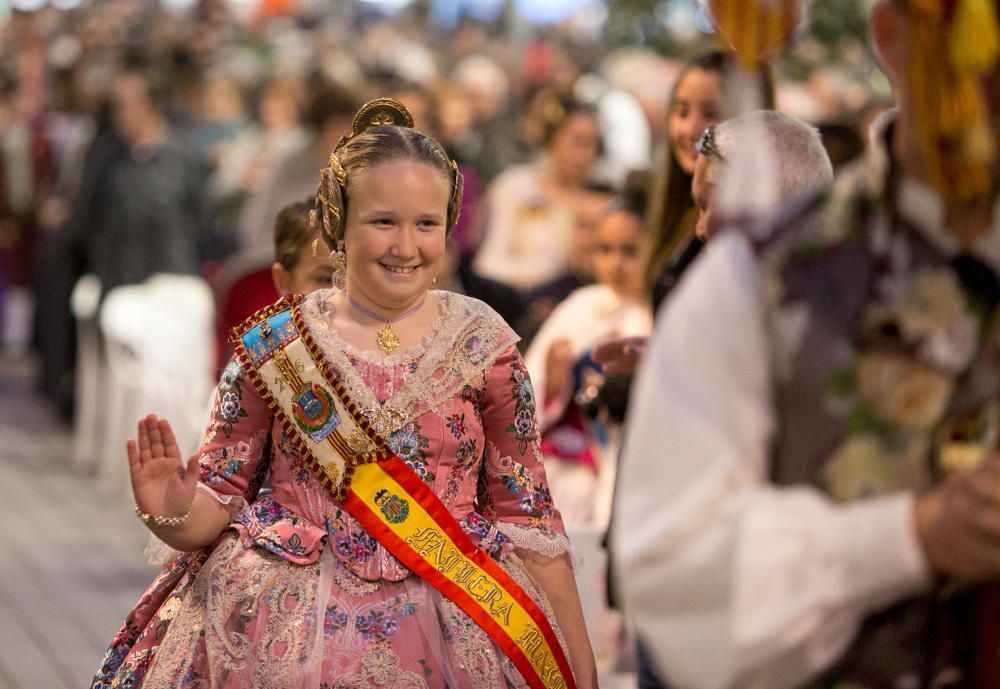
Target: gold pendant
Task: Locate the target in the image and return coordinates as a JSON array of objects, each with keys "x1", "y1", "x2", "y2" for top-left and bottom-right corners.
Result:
[{"x1": 376, "y1": 324, "x2": 400, "y2": 354}]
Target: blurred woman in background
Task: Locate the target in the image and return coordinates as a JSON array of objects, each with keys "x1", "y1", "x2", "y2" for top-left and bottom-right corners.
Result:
[
  {"x1": 644, "y1": 49, "x2": 775, "y2": 312},
  {"x1": 474, "y1": 92, "x2": 602, "y2": 291}
]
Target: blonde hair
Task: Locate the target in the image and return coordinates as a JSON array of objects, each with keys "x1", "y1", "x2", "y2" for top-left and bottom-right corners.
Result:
[{"x1": 312, "y1": 125, "x2": 464, "y2": 252}]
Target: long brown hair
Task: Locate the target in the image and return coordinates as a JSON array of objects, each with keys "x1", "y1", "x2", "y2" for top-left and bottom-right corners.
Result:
[{"x1": 643, "y1": 50, "x2": 776, "y2": 292}]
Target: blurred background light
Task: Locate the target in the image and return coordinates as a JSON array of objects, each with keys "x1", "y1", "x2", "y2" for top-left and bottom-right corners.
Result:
[
  {"x1": 513, "y1": 0, "x2": 584, "y2": 25},
  {"x1": 657, "y1": 0, "x2": 701, "y2": 42},
  {"x1": 464, "y1": 0, "x2": 505, "y2": 22},
  {"x1": 692, "y1": 0, "x2": 718, "y2": 34},
  {"x1": 10, "y1": 0, "x2": 45, "y2": 12},
  {"x1": 357, "y1": 0, "x2": 416, "y2": 13}
]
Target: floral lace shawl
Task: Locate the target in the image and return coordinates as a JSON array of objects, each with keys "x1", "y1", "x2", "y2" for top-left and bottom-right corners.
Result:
[{"x1": 195, "y1": 289, "x2": 570, "y2": 580}]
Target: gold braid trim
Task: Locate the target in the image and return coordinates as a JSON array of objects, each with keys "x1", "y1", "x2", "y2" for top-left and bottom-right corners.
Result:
[{"x1": 232, "y1": 300, "x2": 392, "y2": 499}]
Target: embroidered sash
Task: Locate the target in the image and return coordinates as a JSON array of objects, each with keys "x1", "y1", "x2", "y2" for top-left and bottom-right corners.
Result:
[{"x1": 231, "y1": 297, "x2": 577, "y2": 689}]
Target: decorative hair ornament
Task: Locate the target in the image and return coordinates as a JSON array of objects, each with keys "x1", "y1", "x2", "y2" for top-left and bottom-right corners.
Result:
[
  {"x1": 449, "y1": 159, "x2": 464, "y2": 227},
  {"x1": 698, "y1": 126, "x2": 726, "y2": 161},
  {"x1": 334, "y1": 97, "x2": 416, "y2": 153},
  {"x1": 328, "y1": 152, "x2": 348, "y2": 190}
]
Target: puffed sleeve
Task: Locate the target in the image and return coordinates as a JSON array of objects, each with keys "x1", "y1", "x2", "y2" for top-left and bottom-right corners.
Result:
[
  {"x1": 477, "y1": 345, "x2": 572, "y2": 558},
  {"x1": 195, "y1": 356, "x2": 274, "y2": 505}
]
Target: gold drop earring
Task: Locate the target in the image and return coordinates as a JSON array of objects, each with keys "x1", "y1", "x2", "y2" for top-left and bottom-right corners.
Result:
[{"x1": 330, "y1": 243, "x2": 347, "y2": 290}]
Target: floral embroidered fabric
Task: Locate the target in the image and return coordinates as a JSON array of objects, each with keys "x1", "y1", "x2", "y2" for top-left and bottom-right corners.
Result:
[
  {"x1": 754, "y1": 139, "x2": 1000, "y2": 689},
  {"x1": 91, "y1": 289, "x2": 571, "y2": 689}
]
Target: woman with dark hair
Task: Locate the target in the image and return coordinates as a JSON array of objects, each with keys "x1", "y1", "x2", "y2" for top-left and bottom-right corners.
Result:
[
  {"x1": 645, "y1": 49, "x2": 775, "y2": 312},
  {"x1": 595, "y1": 51, "x2": 775, "y2": 689}
]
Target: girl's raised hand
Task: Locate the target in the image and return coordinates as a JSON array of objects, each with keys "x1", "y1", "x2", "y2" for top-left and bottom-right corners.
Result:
[{"x1": 127, "y1": 414, "x2": 200, "y2": 522}]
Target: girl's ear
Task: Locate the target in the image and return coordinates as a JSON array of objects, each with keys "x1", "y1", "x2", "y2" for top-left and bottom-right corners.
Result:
[{"x1": 271, "y1": 262, "x2": 292, "y2": 297}]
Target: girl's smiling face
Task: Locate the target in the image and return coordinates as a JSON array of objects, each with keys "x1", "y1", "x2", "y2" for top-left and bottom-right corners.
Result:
[
  {"x1": 668, "y1": 68, "x2": 724, "y2": 174},
  {"x1": 343, "y1": 158, "x2": 450, "y2": 313}
]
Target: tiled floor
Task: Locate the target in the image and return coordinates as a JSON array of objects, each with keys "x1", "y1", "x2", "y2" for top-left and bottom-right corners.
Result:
[{"x1": 0, "y1": 352, "x2": 154, "y2": 689}]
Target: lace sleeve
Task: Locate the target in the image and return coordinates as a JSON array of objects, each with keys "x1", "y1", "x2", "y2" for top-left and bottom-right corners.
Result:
[
  {"x1": 496, "y1": 522, "x2": 573, "y2": 558},
  {"x1": 477, "y1": 346, "x2": 569, "y2": 555}
]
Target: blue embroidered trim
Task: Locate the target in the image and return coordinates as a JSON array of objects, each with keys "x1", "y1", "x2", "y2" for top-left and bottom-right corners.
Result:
[{"x1": 242, "y1": 309, "x2": 297, "y2": 365}]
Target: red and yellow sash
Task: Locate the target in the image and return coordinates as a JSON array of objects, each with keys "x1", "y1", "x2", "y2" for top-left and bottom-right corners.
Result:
[{"x1": 231, "y1": 297, "x2": 577, "y2": 689}]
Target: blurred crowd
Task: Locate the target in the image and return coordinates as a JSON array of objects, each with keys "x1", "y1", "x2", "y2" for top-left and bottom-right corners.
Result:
[
  {"x1": 0, "y1": 0, "x2": 887, "y2": 543},
  {"x1": 0, "y1": 1, "x2": 887, "y2": 411}
]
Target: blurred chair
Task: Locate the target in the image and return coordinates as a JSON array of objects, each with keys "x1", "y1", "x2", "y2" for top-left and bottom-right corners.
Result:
[
  {"x1": 98, "y1": 274, "x2": 216, "y2": 497},
  {"x1": 70, "y1": 273, "x2": 104, "y2": 472}
]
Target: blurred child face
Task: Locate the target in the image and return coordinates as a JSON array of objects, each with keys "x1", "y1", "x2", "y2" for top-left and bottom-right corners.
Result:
[
  {"x1": 272, "y1": 240, "x2": 335, "y2": 296},
  {"x1": 259, "y1": 85, "x2": 300, "y2": 130},
  {"x1": 568, "y1": 190, "x2": 614, "y2": 275},
  {"x1": 668, "y1": 68, "x2": 724, "y2": 174},
  {"x1": 592, "y1": 210, "x2": 647, "y2": 299},
  {"x1": 438, "y1": 89, "x2": 474, "y2": 147}
]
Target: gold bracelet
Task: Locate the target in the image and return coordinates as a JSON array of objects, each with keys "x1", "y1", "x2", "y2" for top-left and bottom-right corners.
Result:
[{"x1": 134, "y1": 504, "x2": 191, "y2": 527}]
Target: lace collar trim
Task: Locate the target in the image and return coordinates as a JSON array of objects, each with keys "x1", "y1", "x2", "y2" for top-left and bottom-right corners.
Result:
[{"x1": 299, "y1": 289, "x2": 518, "y2": 437}]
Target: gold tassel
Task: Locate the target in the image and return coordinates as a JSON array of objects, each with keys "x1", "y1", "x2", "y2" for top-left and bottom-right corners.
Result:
[
  {"x1": 950, "y1": 0, "x2": 1000, "y2": 72},
  {"x1": 905, "y1": 3, "x2": 996, "y2": 204},
  {"x1": 709, "y1": 0, "x2": 801, "y2": 68}
]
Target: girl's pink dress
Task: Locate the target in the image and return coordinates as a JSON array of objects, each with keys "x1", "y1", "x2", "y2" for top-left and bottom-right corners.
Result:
[{"x1": 91, "y1": 290, "x2": 572, "y2": 689}]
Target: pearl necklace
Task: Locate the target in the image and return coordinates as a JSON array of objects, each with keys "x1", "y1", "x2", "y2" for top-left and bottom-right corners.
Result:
[{"x1": 346, "y1": 290, "x2": 428, "y2": 354}]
